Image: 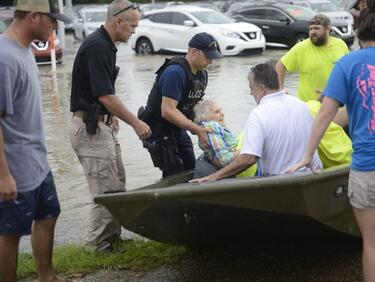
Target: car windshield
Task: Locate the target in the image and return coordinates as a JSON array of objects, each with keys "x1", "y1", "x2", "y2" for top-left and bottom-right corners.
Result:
[
  {"x1": 190, "y1": 10, "x2": 233, "y2": 24},
  {"x1": 85, "y1": 11, "x2": 107, "y2": 22},
  {"x1": 310, "y1": 1, "x2": 340, "y2": 12},
  {"x1": 282, "y1": 5, "x2": 317, "y2": 21}
]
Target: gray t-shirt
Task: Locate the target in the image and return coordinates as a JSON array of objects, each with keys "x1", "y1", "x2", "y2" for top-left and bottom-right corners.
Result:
[{"x1": 0, "y1": 35, "x2": 50, "y2": 192}]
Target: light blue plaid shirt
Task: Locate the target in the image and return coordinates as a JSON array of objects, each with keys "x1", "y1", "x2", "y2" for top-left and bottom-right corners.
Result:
[{"x1": 199, "y1": 121, "x2": 237, "y2": 167}]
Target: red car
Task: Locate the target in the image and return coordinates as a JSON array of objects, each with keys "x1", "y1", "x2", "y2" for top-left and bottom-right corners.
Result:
[{"x1": 0, "y1": 7, "x2": 62, "y2": 65}]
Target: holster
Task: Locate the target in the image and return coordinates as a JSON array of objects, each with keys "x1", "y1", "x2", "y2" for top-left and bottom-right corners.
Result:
[
  {"x1": 80, "y1": 99, "x2": 101, "y2": 135},
  {"x1": 83, "y1": 112, "x2": 100, "y2": 135},
  {"x1": 143, "y1": 135, "x2": 182, "y2": 170},
  {"x1": 138, "y1": 106, "x2": 183, "y2": 170}
]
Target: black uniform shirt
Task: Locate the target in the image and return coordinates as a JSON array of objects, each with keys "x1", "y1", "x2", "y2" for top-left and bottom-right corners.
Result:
[{"x1": 70, "y1": 25, "x2": 118, "y2": 114}]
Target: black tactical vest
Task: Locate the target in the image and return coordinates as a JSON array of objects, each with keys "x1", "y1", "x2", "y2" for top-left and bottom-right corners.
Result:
[{"x1": 146, "y1": 56, "x2": 207, "y2": 122}]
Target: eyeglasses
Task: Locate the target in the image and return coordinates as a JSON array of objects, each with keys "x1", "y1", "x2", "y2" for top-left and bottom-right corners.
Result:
[{"x1": 112, "y1": 2, "x2": 139, "y2": 17}]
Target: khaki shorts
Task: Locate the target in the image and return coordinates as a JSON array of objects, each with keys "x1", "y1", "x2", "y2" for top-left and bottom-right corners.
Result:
[{"x1": 348, "y1": 169, "x2": 375, "y2": 209}]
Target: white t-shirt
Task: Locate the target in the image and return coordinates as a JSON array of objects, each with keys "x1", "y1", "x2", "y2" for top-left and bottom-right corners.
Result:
[{"x1": 241, "y1": 91, "x2": 322, "y2": 175}]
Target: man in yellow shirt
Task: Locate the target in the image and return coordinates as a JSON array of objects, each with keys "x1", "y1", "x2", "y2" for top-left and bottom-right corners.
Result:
[{"x1": 275, "y1": 14, "x2": 349, "y2": 102}]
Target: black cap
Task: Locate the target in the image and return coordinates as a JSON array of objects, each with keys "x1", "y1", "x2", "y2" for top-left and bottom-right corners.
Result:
[{"x1": 188, "y1": 32, "x2": 223, "y2": 59}]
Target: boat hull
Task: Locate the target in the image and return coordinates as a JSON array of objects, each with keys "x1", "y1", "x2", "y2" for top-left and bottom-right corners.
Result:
[{"x1": 95, "y1": 165, "x2": 360, "y2": 246}]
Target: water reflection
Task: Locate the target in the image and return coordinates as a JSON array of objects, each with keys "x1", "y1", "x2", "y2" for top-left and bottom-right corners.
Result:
[{"x1": 20, "y1": 40, "x2": 301, "y2": 250}]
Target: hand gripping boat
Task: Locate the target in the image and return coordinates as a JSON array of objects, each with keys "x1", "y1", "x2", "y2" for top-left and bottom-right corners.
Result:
[{"x1": 94, "y1": 165, "x2": 360, "y2": 247}]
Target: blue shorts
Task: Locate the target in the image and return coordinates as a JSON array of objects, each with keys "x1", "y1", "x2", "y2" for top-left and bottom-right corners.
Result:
[{"x1": 0, "y1": 171, "x2": 61, "y2": 236}]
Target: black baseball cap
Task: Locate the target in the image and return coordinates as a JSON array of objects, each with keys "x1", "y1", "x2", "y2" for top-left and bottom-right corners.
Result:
[
  {"x1": 15, "y1": 0, "x2": 71, "y2": 23},
  {"x1": 188, "y1": 32, "x2": 223, "y2": 59}
]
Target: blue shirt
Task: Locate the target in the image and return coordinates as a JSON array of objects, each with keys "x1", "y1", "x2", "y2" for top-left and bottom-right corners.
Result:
[
  {"x1": 157, "y1": 64, "x2": 207, "y2": 102},
  {"x1": 323, "y1": 47, "x2": 375, "y2": 171}
]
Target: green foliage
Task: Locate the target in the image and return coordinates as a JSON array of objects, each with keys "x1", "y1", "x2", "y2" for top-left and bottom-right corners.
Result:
[{"x1": 17, "y1": 240, "x2": 186, "y2": 279}]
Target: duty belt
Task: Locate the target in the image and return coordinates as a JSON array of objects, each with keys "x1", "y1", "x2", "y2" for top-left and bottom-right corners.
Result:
[{"x1": 73, "y1": 111, "x2": 113, "y2": 125}]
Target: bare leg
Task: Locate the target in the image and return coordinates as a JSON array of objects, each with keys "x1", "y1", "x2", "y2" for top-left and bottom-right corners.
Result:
[
  {"x1": 0, "y1": 235, "x2": 20, "y2": 282},
  {"x1": 31, "y1": 217, "x2": 64, "y2": 282},
  {"x1": 353, "y1": 207, "x2": 375, "y2": 282}
]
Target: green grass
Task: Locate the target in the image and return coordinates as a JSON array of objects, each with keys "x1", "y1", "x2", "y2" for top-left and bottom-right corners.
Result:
[{"x1": 17, "y1": 240, "x2": 187, "y2": 279}]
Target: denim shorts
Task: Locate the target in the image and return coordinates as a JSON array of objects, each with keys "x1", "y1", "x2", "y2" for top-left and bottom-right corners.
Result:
[
  {"x1": 348, "y1": 169, "x2": 375, "y2": 209},
  {"x1": 0, "y1": 171, "x2": 61, "y2": 236}
]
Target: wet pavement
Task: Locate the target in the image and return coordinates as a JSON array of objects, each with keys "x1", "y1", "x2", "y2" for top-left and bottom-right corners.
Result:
[{"x1": 18, "y1": 34, "x2": 363, "y2": 281}]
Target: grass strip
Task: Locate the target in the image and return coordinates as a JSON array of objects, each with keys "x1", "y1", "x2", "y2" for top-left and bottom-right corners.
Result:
[{"x1": 17, "y1": 240, "x2": 187, "y2": 279}]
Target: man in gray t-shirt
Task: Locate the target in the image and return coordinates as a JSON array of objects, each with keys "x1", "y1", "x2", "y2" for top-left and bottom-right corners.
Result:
[
  {"x1": 0, "y1": 35, "x2": 50, "y2": 193},
  {"x1": 0, "y1": 0, "x2": 70, "y2": 281}
]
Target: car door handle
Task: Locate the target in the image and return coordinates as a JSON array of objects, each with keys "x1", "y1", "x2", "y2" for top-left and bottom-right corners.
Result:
[{"x1": 262, "y1": 25, "x2": 269, "y2": 29}]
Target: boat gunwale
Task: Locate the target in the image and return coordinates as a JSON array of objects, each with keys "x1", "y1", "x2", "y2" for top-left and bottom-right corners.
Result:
[{"x1": 94, "y1": 165, "x2": 350, "y2": 205}]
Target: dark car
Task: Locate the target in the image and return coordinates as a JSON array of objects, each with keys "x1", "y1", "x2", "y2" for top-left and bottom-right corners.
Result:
[
  {"x1": 0, "y1": 7, "x2": 62, "y2": 65},
  {"x1": 227, "y1": 3, "x2": 354, "y2": 48}
]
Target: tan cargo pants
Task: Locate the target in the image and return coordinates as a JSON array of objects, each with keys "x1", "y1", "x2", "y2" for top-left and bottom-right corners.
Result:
[{"x1": 70, "y1": 116, "x2": 125, "y2": 250}]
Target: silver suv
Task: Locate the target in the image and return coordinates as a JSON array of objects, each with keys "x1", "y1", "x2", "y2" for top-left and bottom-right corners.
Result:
[{"x1": 284, "y1": 0, "x2": 354, "y2": 25}]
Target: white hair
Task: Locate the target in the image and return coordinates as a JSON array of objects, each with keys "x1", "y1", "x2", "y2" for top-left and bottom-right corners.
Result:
[{"x1": 193, "y1": 99, "x2": 217, "y2": 124}]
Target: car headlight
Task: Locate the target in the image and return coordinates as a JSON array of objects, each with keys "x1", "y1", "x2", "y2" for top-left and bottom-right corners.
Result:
[
  {"x1": 331, "y1": 26, "x2": 339, "y2": 34},
  {"x1": 331, "y1": 25, "x2": 350, "y2": 35},
  {"x1": 218, "y1": 30, "x2": 241, "y2": 39},
  {"x1": 37, "y1": 41, "x2": 46, "y2": 48}
]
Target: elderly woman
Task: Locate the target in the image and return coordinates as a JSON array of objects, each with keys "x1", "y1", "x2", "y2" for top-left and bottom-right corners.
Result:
[
  {"x1": 193, "y1": 100, "x2": 257, "y2": 178},
  {"x1": 194, "y1": 100, "x2": 237, "y2": 167}
]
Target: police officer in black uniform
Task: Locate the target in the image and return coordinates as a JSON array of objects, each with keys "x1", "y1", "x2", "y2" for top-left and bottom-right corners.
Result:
[
  {"x1": 70, "y1": 0, "x2": 151, "y2": 252},
  {"x1": 139, "y1": 32, "x2": 223, "y2": 178}
]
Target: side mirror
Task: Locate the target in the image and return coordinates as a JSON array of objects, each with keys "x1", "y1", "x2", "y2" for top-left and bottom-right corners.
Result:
[
  {"x1": 183, "y1": 20, "x2": 195, "y2": 27},
  {"x1": 279, "y1": 18, "x2": 291, "y2": 24}
]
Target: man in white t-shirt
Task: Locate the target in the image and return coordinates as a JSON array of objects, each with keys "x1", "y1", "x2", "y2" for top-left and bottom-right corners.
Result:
[{"x1": 191, "y1": 63, "x2": 322, "y2": 183}]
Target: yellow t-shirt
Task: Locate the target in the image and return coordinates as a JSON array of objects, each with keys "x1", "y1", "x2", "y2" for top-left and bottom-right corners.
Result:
[
  {"x1": 306, "y1": 100, "x2": 352, "y2": 168},
  {"x1": 235, "y1": 131, "x2": 257, "y2": 178},
  {"x1": 281, "y1": 37, "x2": 348, "y2": 102}
]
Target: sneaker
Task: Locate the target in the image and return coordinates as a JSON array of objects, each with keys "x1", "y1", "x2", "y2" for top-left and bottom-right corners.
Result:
[
  {"x1": 85, "y1": 241, "x2": 114, "y2": 253},
  {"x1": 99, "y1": 243, "x2": 115, "y2": 253}
]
